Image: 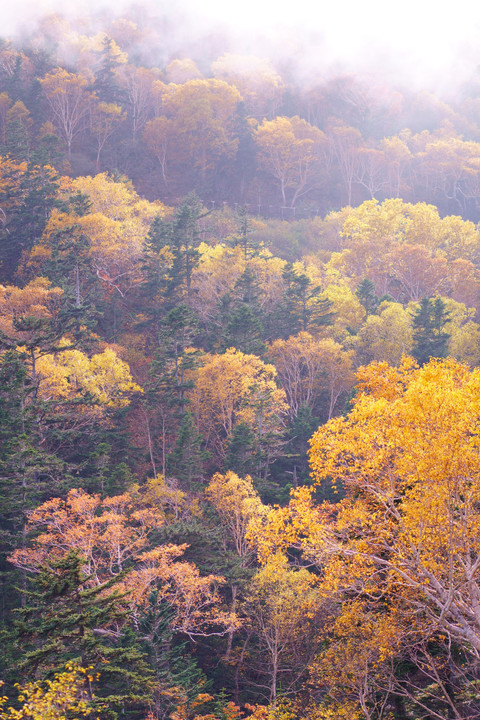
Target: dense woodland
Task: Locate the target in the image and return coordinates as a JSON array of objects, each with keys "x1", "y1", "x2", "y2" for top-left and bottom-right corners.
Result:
[{"x1": 3, "y1": 5, "x2": 480, "y2": 720}]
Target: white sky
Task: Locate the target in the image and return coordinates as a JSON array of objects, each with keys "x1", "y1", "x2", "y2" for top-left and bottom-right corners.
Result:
[{"x1": 2, "y1": 0, "x2": 480, "y2": 94}]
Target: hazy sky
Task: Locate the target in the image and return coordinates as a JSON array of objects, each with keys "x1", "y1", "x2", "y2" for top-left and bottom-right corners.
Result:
[{"x1": 3, "y1": 0, "x2": 480, "y2": 94}]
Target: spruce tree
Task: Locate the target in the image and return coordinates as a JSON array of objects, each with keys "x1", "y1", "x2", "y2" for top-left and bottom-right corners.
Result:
[
  {"x1": 356, "y1": 277, "x2": 379, "y2": 316},
  {"x1": 221, "y1": 267, "x2": 265, "y2": 355},
  {"x1": 411, "y1": 297, "x2": 450, "y2": 366},
  {"x1": 10, "y1": 551, "x2": 153, "y2": 719},
  {"x1": 273, "y1": 264, "x2": 334, "y2": 337}
]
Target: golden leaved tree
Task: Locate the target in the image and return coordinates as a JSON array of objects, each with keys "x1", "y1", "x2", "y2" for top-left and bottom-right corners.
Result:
[
  {"x1": 307, "y1": 357, "x2": 480, "y2": 717},
  {"x1": 189, "y1": 348, "x2": 288, "y2": 475},
  {"x1": 309, "y1": 357, "x2": 480, "y2": 643},
  {"x1": 247, "y1": 357, "x2": 480, "y2": 717},
  {"x1": 205, "y1": 471, "x2": 266, "y2": 562},
  {"x1": 0, "y1": 663, "x2": 92, "y2": 720},
  {"x1": 269, "y1": 332, "x2": 355, "y2": 420}
]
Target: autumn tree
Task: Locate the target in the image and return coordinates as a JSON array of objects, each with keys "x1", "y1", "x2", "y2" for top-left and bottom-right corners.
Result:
[
  {"x1": 242, "y1": 554, "x2": 322, "y2": 702},
  {"x1": 40, "y1": 68, "x2": 95, "y2": 156},
  {"x1": 381, "y1": 133, "x2": 412, "y2": 198},
  {"x1": 116, "y1": 65, "x2": 156, "y2": 141},
  {"x1": 0, "y1": 277, "x2": 142, "y2": 579},
  {"x1": 34, "y1": 172, "x2": 165, "y2": 336},
  {"x1": 143, "y1": 115, "x2": 173, "y2": 186},
  {"x1": 0, "y1": 279, "x2": 69, "y2": 431},
  {"x1": 10, "y1": 486, "x2": 234, "y2": 637},
  {"x1": 307, "y1": 357, "x2": 480, "y2": 718},
  {"x1": 326, "y1": 120, "x2": 363, "y2": 206},
  {"x1": 0, "y1": 662, "x2": 93, "y2": 720},
  {"x1": 159, "y1": 78, "x2": 241, "y2": 184},
  {"x1": 206, "y1": 471, "x2": 265, "y2": 563},
  {"x1": 90, "y1": 100, "x2": 125, "y2": 171},
  {"x1": 255, "y1": 116, "x2": 326, "y2": 207},
  {"x1": 356, "y1": 301, "x2": 413, "y2": 366},
  {"x1": 211, "y1": 54, "x2": 284, "y2": 120},
  {"x1": 205, "y1": 471, "x2": 267, "y2": 662},
  {"x1": 190, "y1": 348, "x2": 288, "y2": 476},
  {"x1": 269, "y1": 332, "x2": 354, "y2": 420}
]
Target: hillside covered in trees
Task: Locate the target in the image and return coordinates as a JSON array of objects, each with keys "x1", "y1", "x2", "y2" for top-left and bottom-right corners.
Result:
[{"x1": 3, "y1": 5, "x2": 480, "y2": 720}]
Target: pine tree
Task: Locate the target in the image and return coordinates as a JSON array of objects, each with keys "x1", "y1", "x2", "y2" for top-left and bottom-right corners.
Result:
[
  {"x1": 138, "y1": 599, "x2": 207, "y2": 720},
  {"x1": 94, "y1": 36, "x2": 123, "y2": 104},
  {"x1": 411, "y1": 297, "x2": 450, "y2": 366},
  {"x1": 275, "y1": 264, "x2": 334, "y2": 337},
  {"x1": 220, "y1": 266, "x2": 265, "y2": 355},
  {"x1": 229, "y1": 206, "x2": 258, "y2": 260},
  {"x1": 0, "y1": 162, "x2": 60, "y2": 282},
  {"x1": 224, "y1": 422, "x2": 256, "y2": 476},
  {"x1": 356, "y1": 277, "x2": 379, "y2": 316},
  {"x1": 9, "y1": 551, "x2": 153, "y2": 719},
  {"x1": 0, "y1": 349, "x2": 66, "y2": 598},
  {"x1": 167, "y1": 411, "x2": 206, "y2": 488},
  {"x1": 43, "y1": 197, "x2": 102, "y2": 348}
]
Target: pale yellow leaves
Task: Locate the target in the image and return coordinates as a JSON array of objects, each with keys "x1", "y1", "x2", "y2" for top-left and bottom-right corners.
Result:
[
  {"x1": 269, "y1": 332, "x2": 355, "y2": 419},
  {"x1": 40, "y1": 172, "x2": 168, "y2": 296},
  {"x1": 356, "y1": 301, "x2": 413, "y2": 365},
  {"x1": 206, "y1": 471, "x2": 266, "y2": 560},
  {"x1": 0, "y1": 663, "x2": 92, "y2": 720},
  {"x1": 190, "y1": 348, "x2": 288, "y2": 460},
  {"x1": 255, "y1": 116, "x2": 326, "y2": 207},
  {"x1": 36, "y1": 344, "x2": 142, "y2": 407}
]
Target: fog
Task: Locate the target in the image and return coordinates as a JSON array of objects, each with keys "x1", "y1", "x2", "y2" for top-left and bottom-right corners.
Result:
[{"x1": 2, "y1": 0, "x2": 480, "y2": 97}]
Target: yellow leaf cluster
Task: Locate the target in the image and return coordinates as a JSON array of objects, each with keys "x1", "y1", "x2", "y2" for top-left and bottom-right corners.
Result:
[
  {"x1": 205, "y1": 471, "x2": 267, "y2": 559},
  {"x1": 0, "y1": 663, "x2": 92, "y2": 720},
  {"x1": 36, "y1": 344, "x2": 142, "y2": 407},
  {"x1": 190, "y1": 348, "x2": 288, "y2": 459}
]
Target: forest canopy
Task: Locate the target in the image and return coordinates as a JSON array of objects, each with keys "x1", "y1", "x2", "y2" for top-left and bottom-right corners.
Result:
[{"x1": 2, "y1": 5, "x2": 480, "y2": 720}]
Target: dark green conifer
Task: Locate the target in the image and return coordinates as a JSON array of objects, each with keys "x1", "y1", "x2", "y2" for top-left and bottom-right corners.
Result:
[
  {"x1": 274, "y1": 264, "x2": 334, "y2": 337},
  {"x1": 411, "y1": 297, "x2": 450, "y2": 366},
  {"x1": 356, "y1": 277, "x2": 379, "y2": 316},
  {"x1": 10, "y1": 551, "x2": 153, "y2": 719}
]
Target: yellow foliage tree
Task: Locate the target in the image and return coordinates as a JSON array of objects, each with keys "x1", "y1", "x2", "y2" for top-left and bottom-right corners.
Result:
[
  {"x1": 269, "y1": 332, "x2": 355, "y2": 420},
  {"x1": 190, "y1": 245, "x2": 286, "y2": 328},
  {"x1": 243, "y1": 553, "x2": 322, "y2": 702},
  {"x1": 0, "y1": 663, "x2": 92, "y2": 720},
  {"x1": 34, "y1": 173, "x2": 168, "y2": 300},
  {"x1": 356, "y1": 301, "x2": 413, "y2": 366},
  {"x1": 190, "y1": 348, "x2": 288, "y2": 471},
  {"x1": 211, "y1": 53, "x2": 284, "y2": 120},
  {"x1": 309, "y1": 357, "x2": 480, "y2": 658},
  {"x1": 40, "y1": 68, "x2": 95, "y2": 156},
  {"x1": 36, "y1": 344, "x2": 142, "y2": 407},
  {"x1": 0, "y1": 277, "x2": 65, "y2": 383},
  {"x1": 205, "y1": 471, "x2": 266, "y2": 561},
  {"x1": 160, "y1": 79, "x2": 241, "y2": 180},
  {"x1": 255, "y1": 116, "x2": 327, "y2": 207},
  {"x1": 335, "y1": 198, "x2": 480, "y2": 297}
]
